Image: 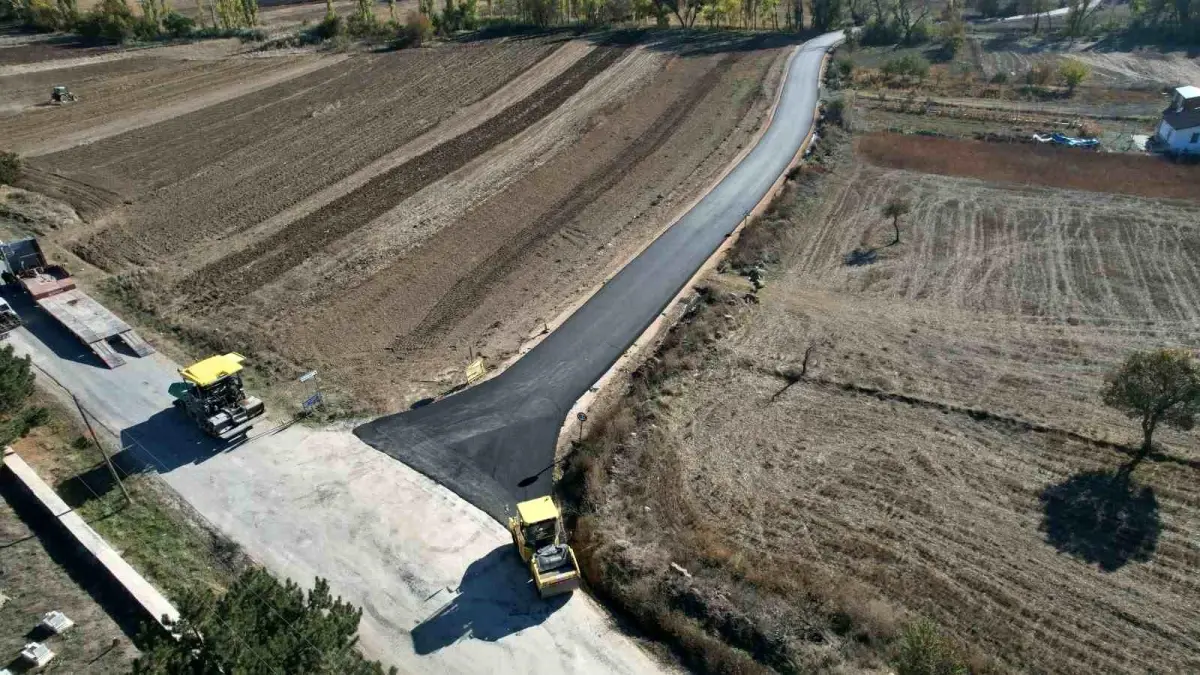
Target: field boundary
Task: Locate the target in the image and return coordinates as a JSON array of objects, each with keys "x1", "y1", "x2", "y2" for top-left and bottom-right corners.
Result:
[{"x1": 2, "y1": 446, "x2": 181, "y2": 629}]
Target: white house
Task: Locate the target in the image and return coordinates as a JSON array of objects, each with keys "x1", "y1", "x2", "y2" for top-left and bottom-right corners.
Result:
[{"x1": 1156, "y1": 85, "x2": 1200, "y2": 154}]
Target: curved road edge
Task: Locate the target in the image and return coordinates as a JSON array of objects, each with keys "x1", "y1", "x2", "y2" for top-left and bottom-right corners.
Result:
[{"x1": 354, "y1": 30, "x2": 848, "y2": 522}]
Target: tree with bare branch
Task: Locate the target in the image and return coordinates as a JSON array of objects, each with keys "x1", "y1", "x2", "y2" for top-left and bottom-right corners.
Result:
[{"x1": 883, "y1": 198, "x2": 910, "y2": 245}]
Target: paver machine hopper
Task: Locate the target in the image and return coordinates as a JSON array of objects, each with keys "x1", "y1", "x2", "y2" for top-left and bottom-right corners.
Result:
[
  {"x1": 508, "y1": 496, "x2": 581, "y2": 599},
  {"x1": 169, "y1": 353, "x2": 265, "y2": 438}
]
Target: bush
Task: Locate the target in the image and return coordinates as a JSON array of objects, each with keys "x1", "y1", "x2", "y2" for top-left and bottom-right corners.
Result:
[
  {"x1": 825, "y1": 96, "x2": 851, "y2": 129},
  {"x1": 397, "y1": 9, "x2": 432, "y2": 46},
  {"x1": 1078, "y1": 120, "x2": 1101, "y2": 138},
  {"x1": 905, "y1": 19, "x2": 932, "y2": 45},
  {"x1": 1025, "y1": 60, "x2": 1055, "y2": 87},
  {"x1": 76, "y1": 0, "x2": 137, "y2": 41},
  {"x1": 0, "y1": 152, "x2": 20, "y2": 186},
  {"x1": 861, "y1": 19, "x2": 901, "y2": 45},
  {"x1": 882, "y1": 54, "x2": 930, "y2": 81},
  {"x1": 162, "y1": 10, "x2": 195, "y2": 36},
  {"x1": 20, "y1": 0, "x2": 69, "y2": 31},
  {"x1": 1059, "y1": 57, "x2": 1090, "y2": 93},
  {"x1": 0, "y1": 344, "x2": 35, "y2": 416},
  {"x1": 894, "y1": 618, "x2": 968, "y2": 675},
  {"x1": 310, "y1": 12, "x2": 344, "y2": 39},
  {"x1": 989, "y1": 71, "x2": 1009, "y2": 84}
]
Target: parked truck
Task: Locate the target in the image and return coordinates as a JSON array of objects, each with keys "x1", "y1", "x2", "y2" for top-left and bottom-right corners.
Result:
[{"x1": 0, "y1": 238, "x2": 154, "y2": 368}]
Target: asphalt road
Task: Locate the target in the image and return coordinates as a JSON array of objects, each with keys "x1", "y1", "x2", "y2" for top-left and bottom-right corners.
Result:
[
  {"x1": 7, "y1": 296, "x2": 663, "y2": 675},
  {"x1": 356, "y1": 30, "x2": 846, "y2": 522}
]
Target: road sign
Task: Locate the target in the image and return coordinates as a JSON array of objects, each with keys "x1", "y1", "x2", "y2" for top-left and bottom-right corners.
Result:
[
  {"x1": 299, "y1": 370, "x2": 318, "y2": 383},
  {"x1": 576, "y1": 412, "x2": 587, "y2": 422},
  {"x1": 303, "y1": 392, "x2": 323, "y2": 410},
  {"x1": 465, "y1": 357, "x2": 486, "y2": 385}
]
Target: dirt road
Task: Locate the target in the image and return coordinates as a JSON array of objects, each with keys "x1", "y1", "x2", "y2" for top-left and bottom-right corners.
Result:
[{"x1": 6, "y1": 310, "x2": 664, "y2": 675}]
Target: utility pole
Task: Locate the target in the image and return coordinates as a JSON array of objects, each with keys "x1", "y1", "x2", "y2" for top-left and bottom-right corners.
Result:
[{"x1": 73, "y1": 394, "x2": 130, "y2": 505}]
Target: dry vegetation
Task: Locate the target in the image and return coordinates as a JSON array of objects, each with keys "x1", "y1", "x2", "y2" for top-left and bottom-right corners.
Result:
[{"x1": 564, "y1": 127, "x2": 1200, "y2": 673}]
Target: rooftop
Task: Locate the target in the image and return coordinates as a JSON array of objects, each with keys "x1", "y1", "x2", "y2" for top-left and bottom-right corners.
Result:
[{"x1": 1174, "y1": 85, "x2": 1200, "y2": 99}]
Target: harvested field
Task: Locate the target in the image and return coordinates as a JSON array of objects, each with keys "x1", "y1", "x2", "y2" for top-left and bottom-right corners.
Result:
[
  {"x1": 569, "y1": 132, "x2": 1200, "y2": 672},
  {"x1": 0, "y1": 38, "x2": 120, "y2": 67},
  {"x1": 9, "y1": 34, "x2": 788, "y2": 411},
  {"x1": 857, "y1": 132, "x2": 1200, "y2": 201}
]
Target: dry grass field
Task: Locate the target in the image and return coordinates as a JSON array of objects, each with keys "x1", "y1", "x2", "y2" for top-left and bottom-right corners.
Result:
[
  {"x1": 568, "y1": 130, "x2": 1200, "y2": 673},
  {"x1": 2, "y1": 33, "x2": 786, "y2": 410}
]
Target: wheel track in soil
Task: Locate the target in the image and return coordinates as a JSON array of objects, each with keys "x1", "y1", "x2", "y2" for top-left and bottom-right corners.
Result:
[
  {"x1": 387, "y1": 55, "x2": 739, "y2": 355},
  {"x1": 15, "y1": 167, "x2": 126, "y2": 222},
  {"x1": 178, "y1": 47, "x2": 626, "y2": 308}
]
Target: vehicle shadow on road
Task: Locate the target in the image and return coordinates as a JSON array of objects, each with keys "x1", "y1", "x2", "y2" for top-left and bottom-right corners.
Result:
[
  {"x1": 116, "y1": 408, "x2": 250, "y2": 474},
  {"x1": 411, "y1": 545, "x2": 569, "y2": 655},
  {"x1": 1038, "y1": 465, "x2": 1160, "y2": 572}
]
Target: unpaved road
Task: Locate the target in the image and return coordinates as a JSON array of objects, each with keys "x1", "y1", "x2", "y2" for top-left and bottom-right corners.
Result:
[{"x1": 6, "y1": 306, "x2": 663, "y2": 674}]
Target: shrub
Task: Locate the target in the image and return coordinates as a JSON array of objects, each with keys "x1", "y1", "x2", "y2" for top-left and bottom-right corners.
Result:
[
  {"x1": 76, "y1": 0, "x2": 137, "y2": 41},
  {"x1": 882, "y1": 54, "x2": 930, "y2": 81},
  {"x1": 894, "y1": 618, "x2": 968, "y2": 675},
  {"x1": 1077, "y1": 120, "x2": 1100, "y2": 138},
  {"x1": 310, "y1": 11, "x2": 344, "y2": 39},
  {"x1": 989, "y1": 71, "x2": 1009, "y2": 84},
  {"x1": 1025, "y1": 60, "x2": 1055, "y2": 87},
  {"x1": 21, "y1": 0, "x2": 68, "y2": 31},
  {"x1": 905, "y1": 19, "x2": 932, "y2": 45},
  {"x1": 162, "y1": 10, "x2": 195, "y2": 36},
  {"x1": 825, "y1": 96, "x2": 851, "y2": 129},
  {"x1": 0, "y1": 152, "x2": 20, "y2": 186},
  {"x1": 397, "y1": 9, "x2": 432, "y2": 46},
  {"x1": 836, "y1": 56, "x2": 854, "y2": 80},
  {"x1": 1059, "y1": 57, "x2": 1090, "y2": 93},
  {"x1": 861, "y1": 18, "x2": 901, "y2": 45},
  {"x1": 0, "y1": 344, "x2": 35, "y2": 416}
]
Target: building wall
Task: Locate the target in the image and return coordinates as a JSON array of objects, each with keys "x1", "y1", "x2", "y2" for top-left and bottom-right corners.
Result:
[{"x1": 1159, "y1": 121, "x2": 1200, "y2": 153}]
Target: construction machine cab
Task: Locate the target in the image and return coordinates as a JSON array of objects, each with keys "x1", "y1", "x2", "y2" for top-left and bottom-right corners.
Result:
[
  {"x1": 508, "y1": 496, "x2": 581, "y2": 599},
  {"x1": 50, "y1": 86, "x2": 77, "y2": 104},
  {"x1": 170, "y1": 353, "x2": 265, "y2": 438}
]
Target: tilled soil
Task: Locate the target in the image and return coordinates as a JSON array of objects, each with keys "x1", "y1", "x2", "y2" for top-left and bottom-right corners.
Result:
[
  {"x1": 19, "y1": 36, "x2": 785, "y2": 413},
  {"x1": 61, "y1": 40, "x2": 556, "y2": 269},
  {"x1": 273, "y1": 47, "x2": 786, "y2": 407},
  {"x1": 178, "y1": 47, "x2": 626, "y2": 308}
]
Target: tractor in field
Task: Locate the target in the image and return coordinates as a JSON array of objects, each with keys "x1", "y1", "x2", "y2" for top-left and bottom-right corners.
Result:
[
  {"x1": 169, "y1": 353, "x2": 265, "y2": 438},
  {"x1": 508, "y1": 496, "x2": 581, "y2": 599},
  {"x1": 50, "y1": 86, "x2": 78, "y2": 105}
]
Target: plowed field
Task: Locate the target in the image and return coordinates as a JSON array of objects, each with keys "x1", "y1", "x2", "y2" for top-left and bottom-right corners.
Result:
[
  {"x1": 573, "y1": 136, "x2": 1200, "y2": 672},
  {"x1": 14, "y1": 35, "x2": 787, "y2": 411}
]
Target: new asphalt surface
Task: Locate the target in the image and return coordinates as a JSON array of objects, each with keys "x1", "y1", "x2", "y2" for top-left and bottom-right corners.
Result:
[{"x1": 355, "y1": 30, "x2": 845, "y2": 522}]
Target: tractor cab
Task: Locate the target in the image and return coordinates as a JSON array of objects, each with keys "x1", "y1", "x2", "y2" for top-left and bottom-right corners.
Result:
[
  {"x1": 50, "y1": 86, "x2": 77, "y2": 104},
  {"x1": 508, "y1": 496, "x2": 581, "y2": 599},
  {"x1": 169, "y1": 353, "x2": 265, "y2": 438}
]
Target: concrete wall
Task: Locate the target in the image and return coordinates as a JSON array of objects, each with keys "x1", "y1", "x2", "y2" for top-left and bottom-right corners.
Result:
[{"x1": 1, "y1": 446, "x2": 180, "y2": 629}]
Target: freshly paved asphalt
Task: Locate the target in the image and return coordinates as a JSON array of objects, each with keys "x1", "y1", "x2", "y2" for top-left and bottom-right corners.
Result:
[{"x1": 355, "y1": 30, "x2": 845, "y2": 523}]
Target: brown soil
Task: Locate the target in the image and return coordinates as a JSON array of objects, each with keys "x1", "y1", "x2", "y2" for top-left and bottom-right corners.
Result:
[
  {"x1": 4, "y1": 52, "x2": 338, "y2": 154},
  {"x1": 57, "y1": 39, "x2": 556, "y2": 268},
  {"x1": 0, "y1": 39, "x2": 119, "y2": 67},
  {"x1": 279, "y1": 47, "x2": 787, "y2": 408},
  {"x1": 571, "y1": 134, "x2": 1200, "y2": 672},
  {"x1": 178, "y1": 46, "x2": 628, "y2": 308},
  {"x1": 13, "y1": 35, "x2": 786, "y2": 414},
  {"x1": 857, "y1": 131, "x2": 1200, "y2": 201}
]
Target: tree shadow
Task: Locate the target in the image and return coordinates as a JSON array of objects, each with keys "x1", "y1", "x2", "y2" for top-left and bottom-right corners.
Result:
[
  {"x1": 410, "y1": 545, "x2": 569, "y2": 655},
  {"x1": 1038, "y1": 466, "x2": 1160, "y2": 572}
]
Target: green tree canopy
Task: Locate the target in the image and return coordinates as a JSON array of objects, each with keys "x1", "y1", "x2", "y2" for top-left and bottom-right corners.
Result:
[
  {"x1": 0, "y1": 344, "x2": 35, "y2": 415},
  {"x1": 1102, "y1": 348, "x2": 1200, "y2": 459},
  {"x1": 132, "y1": 568, "x2": 397, "y2": 675}
]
